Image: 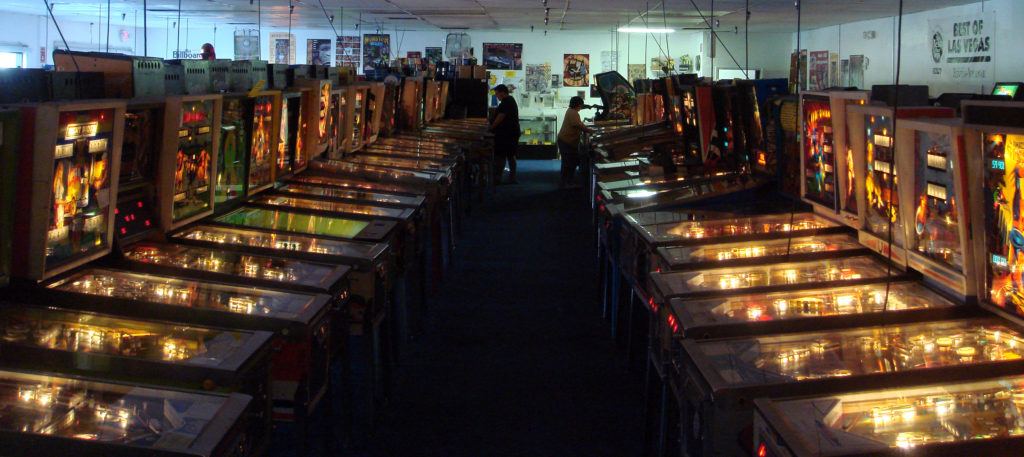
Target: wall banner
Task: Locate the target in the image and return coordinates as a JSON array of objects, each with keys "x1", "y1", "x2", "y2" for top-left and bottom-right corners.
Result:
[{"x1": 928, "y1": 12, "x2": 995, "y2": 83}]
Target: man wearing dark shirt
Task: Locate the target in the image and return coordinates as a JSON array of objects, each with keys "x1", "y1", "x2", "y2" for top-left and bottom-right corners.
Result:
[{"x1": 490, "y1": 84, "x2": 521, "y2": 184}]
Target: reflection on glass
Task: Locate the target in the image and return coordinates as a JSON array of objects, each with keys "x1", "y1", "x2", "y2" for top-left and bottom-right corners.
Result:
[
  {"x1": 49, "y1": 268, "x2": 314, "y2": 319},
  {"x1": 216, "y1": 98, "x2": 246, "y2": 204},
  {"x1": 645, "y1": 213, "x2": 838, "y2": 242},
  {"x1": 291, "y1": 175, "x2": 419, "y2": 196},
  {"x1": 47, "y1": 109, "x2": 115, "y2": 270},
  {"x1": 682, "y1": 282, "x2": 955, "y2": 326},
  {"x1": 658, "y1": 256, "x2": 891, "y2": 296},
  {"x1": 123, "y1": 242, "x2": 337, "y2": 288},
  {"x1": 251, "y1": 195, "x2": 408, "y2": 218},
  {"x1": 0, "y1": 306, "x2": 255, "y2": 365},
  {"x1": 0, "y1": 369, "x2": 229, "y2": 449},
  {"x1": 173, "y1": 224, "x2": 385, "y2": 259},
  {"x1": 700, "y1": 319, "x2": 1024, "y2": 385},
  {"x1": 662, "y1": 234, "x2": 861, "y2": 265},
  {"x1": 172, "y1": 100, "x2": 215, "y2": 222},
  {"x1": 215, "y1": 207, "x2": 370, "y2": 239},
  {"x1": 984, "y1": 133, "x2": 1024, "y2": 315},
  {"x1": 278, "y1": 183, "x2": 423, "y2": 206},
  {"x1": 773, "y1": 375, "x2": 1024, "y2": 450},
  {"x1": 912, "y1": 130, "x2": 962, "y2": 271},
  {"x1": 247, "y1": 95, "x2": 275, "y2": 192}
]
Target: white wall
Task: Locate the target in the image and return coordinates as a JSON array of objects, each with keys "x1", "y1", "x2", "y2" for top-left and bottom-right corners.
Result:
[{"x1": 794, "y1": 0, "x2": 1022, "y2": 95}]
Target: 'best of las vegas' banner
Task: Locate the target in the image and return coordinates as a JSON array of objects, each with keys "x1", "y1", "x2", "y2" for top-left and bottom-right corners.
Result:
[{"x1": 928, "y1": 12, "x2": 995, "y2": 83}]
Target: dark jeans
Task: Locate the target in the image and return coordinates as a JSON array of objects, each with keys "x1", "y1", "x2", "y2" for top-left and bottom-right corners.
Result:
[
  {"x1": 558, "y1": 140, "x2": 580, "y2": 186},
  {"x1": 495, "y1": 136, "x2": 519, "y2": 180}
]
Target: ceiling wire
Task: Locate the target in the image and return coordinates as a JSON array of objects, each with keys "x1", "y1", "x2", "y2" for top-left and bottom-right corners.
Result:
[{"x1": 42, "y1": 0, "x2": 79, "y2": 72}]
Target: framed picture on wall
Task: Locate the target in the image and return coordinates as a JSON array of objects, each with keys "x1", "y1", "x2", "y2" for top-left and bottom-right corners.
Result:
[
  {"x1": 482, "y1": 43, "x2": 523, "y2": 70},
  {"x1": 563, "y1": 54, "x2": 590, "y2": 87}
]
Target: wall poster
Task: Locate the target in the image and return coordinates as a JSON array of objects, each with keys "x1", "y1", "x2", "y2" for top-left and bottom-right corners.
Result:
[
  {"x1": 269, "y1": 32, "x2": 296, "y2": 64},
  {"x1": 362, "y1": 34, "x2": 391, "y2": 71},
  {"x1": 525, "y1": 63, "x2": 551, "y2": 93},
  {"x1": 425, "y1": 47, "x2": 443, "y2": 65},
  {"x1": 627, "y1": 64, "x2": 646, "y2": 83},
  {"x1": 829, "y1": 52, "x2": 840, "y2": 87},
  {"x1": 482, "y1": 43, "x2": 523, "y2": 70},
  {"x1": 600, "y1": 51, "x2": 618, "y2": 72},
  {"x1": 789, "y1": 50, "x2": 807, "y2": 92},
  {"x1": 336, "y1": 36, "x2": 360, "y2": 69},
  {"x1": 849, "y1": 55, "x2": 866, "y2": 89},
  {"x1": 808, "y1": 50, "x2": 830, "y2": 91},
  {"x1": 307, "y1": 39, "x2": 332, "y2": 65},
  {"x1": 563, "y1": 54, "x2": 590, "y2": 87},
  {"x1": 551, "y1": 74, "x2": 562, "y2": 89},
  {"x1": 928, "y1": 12, "x2": 995, "y2": 83},
  {"x1": 840, "y1": 59, "x2": 850, "y2": 87}
]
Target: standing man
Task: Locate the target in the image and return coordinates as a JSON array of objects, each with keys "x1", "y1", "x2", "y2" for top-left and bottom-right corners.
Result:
[
  {"x1": 490, "y1": 84, "x2": 521, "y2": 184},
  {"x1": 557, "y1": 96, "x2": 593, "y2": 188}
]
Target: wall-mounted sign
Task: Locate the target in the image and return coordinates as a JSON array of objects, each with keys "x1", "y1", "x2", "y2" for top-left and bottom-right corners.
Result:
[{"x1": 928, "y1": 12, "x2": 995, "y2": 83}]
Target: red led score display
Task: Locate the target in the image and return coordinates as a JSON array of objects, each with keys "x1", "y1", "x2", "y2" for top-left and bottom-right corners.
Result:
[{"x1": 114, "y1": 197, "x2": 156, "y2": 240}]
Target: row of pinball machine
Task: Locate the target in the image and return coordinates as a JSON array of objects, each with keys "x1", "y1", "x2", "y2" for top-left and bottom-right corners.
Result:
[
  {"x1": 0, "y1": 52, "x2": 493, "y2": 456},
  {"x1": 587, "y1": 72, "x2": 1024, "y2": 456}
]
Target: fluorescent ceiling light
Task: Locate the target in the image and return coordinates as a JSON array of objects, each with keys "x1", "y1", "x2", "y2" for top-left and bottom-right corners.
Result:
[{"x1": 617, "y1": 26, "x2": 675, "y2": 34}]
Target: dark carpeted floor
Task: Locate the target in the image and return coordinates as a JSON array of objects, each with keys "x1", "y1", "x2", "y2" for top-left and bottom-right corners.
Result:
[{"x1": 361, "y1": 160, "x2": 645, "y2": 456}]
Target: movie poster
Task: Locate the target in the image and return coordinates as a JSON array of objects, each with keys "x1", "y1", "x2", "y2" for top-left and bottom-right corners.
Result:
[
  {"x1": 849, "y1": 55, "x2": 866, "y2": 89},
  {"x1": 336, "y1": 36, "x2": 360, "y2": 69},
  {"x1": 483, "y1": 43, "x2": 523, "y2": 70},
  {"x1": 307, "y1": 39, "x2": 332, "y2": 65},
  {"x1": 563, "y1": 54, "x2": 590, "y2": 87},
  {"x1": 627, "y1": 64, "x2": 646, "y2": 84},
  {"x1": 269, "y1": 32, "x2": 296, "y2": 64},
  {"x1": 425, "y1": 47, "x2": 443, "y2": 65},
  {"x1": 808, "y1": 50, "x2": 830, "y2": 91},
  {"x1": 362, "y1": 34, "x2": 391, "y2": 71},
  {"x1": 525, "y1": 63, "x2": 551, "y2": 93}
]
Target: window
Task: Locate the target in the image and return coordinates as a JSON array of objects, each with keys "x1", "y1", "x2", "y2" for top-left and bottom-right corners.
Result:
[{"x1": 0, "y1": 52, "x2": 23, "y2": 69}]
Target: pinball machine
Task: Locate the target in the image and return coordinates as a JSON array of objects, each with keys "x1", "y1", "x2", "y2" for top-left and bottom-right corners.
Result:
[
  {"x1": 275, "y1": 88, "x2": 311, "y2": 180},
  {"x1": 215, "y1": 90, "x2": 281, "y2": 208},
  {"x1": 898, "y1": 117, "x2": 976, "y2": 299},
  {"x1": 362, "y1": 82, "x2": 386, "y2": 145},
  {"x1": 0, "y1": 109, "x2": 18, "y2": 287},
  {"x1": 965, "y1": 101, "x2": 1024, "y2": 317},
  {"x1": 156, "y1": 94, "x2": 222, "y2": 231},
  {"x1": 0, "y1": 368, "x2": 255, "y2": 457},
  {"x1": 766, "y1": 95, "x2": 802, "y2": 198},
  {"x1": 754, "y1": 373, "x2": 1024, "y2": 456},
  {"x1": 378, "y1": 81, "x2": 401, "y2": 138},
  {"x1": 338, "y1": 84, "x2": 368, "y2": 154},
  {"x1": 9, "y1": 100, "x2": 126, "y2": 282},
  {"x1": 399, "y1": 77, "x2": 425, "y2": 131},
  {"x1": 294, "y1": 79, "x2": 332, "y2": 161},
  {"x1": 677, "y1": 316, "x2": 1024, "y2": 457},
  {"x1": 799, "y1": 90, "x2": 870, "y2": 227},
  {"x1": 845, "y1": 104, "x2": 954, "y2": 263},
  {"x1": 0, "y1": 302, "x2": 275, "y2": 453}
]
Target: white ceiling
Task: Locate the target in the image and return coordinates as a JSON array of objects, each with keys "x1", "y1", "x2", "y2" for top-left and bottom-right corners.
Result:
[{"x1": 4, "y1": 0, "x2": 981, "y2": 32}]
